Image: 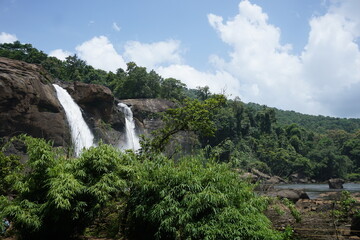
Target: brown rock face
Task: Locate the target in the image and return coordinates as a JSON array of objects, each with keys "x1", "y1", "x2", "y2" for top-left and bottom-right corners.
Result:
[
  {"x1": 120, "y1": 98, "x2": 175, "y2": 120},
  {"x1": 64, "y1": 82, "x2": 114, "y2": 122},
  {"x1": 61, "y1": 81, "x2": 125, "y2": 144},
  {"x1": 0, "y1": 57, "x2": 70, "y2": 146},
  {"x1": 328, "y1": 178, "x2": 345, "y2": 189},
  {"x1": 120, "y1": 98, "x2": 175, "y2": 131}
]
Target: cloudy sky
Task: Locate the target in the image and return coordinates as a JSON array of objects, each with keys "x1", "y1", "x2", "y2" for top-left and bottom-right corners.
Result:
[{"x1": 1, "y1": 0, "x2": 360, "y2": 118}]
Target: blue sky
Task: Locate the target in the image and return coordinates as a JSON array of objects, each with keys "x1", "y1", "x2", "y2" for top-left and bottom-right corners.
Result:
[{"x1": 1, "y1": 0, "x2": 360, "y2": 118}]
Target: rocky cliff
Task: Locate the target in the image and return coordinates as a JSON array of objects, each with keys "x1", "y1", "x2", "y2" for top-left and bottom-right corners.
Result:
[
  {"x1": 0, "y1": 57, "x2": 125, "y2": 148},
  {"x1": 120, "y1": 98, "x2": 198, "y2": 155},
  {"x1": 0, "y1": 57, "x2": 70, "y2": 146},
  {"x1": 61, "y1": 81, "x2": 125, "y2": 145},
  {"x1": 120, "y1": 98, "x2": 175, "y2": 133}
]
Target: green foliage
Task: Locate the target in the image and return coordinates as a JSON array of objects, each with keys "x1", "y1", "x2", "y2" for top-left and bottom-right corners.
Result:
[
  {"x1": 144, "y1": 95, "x2": 227, "y2": 153},
  {"x1": 0, "y1": 42, "x2": 188, "y2": 101},
  {"x1": 266, "y1": 103, "x2": 360, "y2": 133},
  {"x1": 282, "y1": 226, "x2": 295, "y2": 240},
  {"x1": 160, "y1": 77, "x2": 186, "y2": 100},
  {"x1": 1, "y1": 136, "x2": 286, "y2": 240},
  {"x1": 339, "y1": 191, "x2": 356, "y2": 216},
  {"x1": 0, "y1": 41, "x2": 47, "y2": 64},
  {"x1": 1, "y1": 136, "x2": 132, "y2": 239},
  {"x1": 125, "y1": 155, "x2": 282, "y2": 240},
  {"x1": 4, "y1": 41, "x2": 360, "y2": 187},
  {"x1": 282, "y1": 198, "x2": 301, "y2": 223},
  {"x1": 0, "y1": 152, "x2": 21, "y2": 195},
  {"x1": 308, "y1": 136, "x2": 351, "y2": 180}
]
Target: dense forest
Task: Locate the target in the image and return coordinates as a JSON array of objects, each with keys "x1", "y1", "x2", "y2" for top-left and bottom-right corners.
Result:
[
  {"x1": 1, "y1": 41, "x2": 360, "y2": 239},
  {"x1": 1, "y1": 41, "x2": 360, "y2": 181}
]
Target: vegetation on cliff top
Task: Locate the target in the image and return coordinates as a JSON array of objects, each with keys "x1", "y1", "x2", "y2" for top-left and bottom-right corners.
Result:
[
  {"x1": 2, "y1": 41, "x2": 360, "y2": 238},
  {"x1": 1, "y1": 41, "x2": 360, "y2": 181}
]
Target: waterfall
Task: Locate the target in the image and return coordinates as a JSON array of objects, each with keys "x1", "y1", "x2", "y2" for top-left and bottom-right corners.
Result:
[
  {"x1": 118, "y1": 103, "x2": 140, "y2": 151},
  {"x1": 53, "y1": 84, "x2": 94, "y2": 156}
]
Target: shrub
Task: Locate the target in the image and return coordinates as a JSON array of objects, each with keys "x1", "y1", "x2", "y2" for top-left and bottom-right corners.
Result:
[
  {"x1": 1, "y1": 136, "x2": 132, "y2": 239},
  {"x1": 124, "y1": 155, "x2": 282, "y2": 240}
]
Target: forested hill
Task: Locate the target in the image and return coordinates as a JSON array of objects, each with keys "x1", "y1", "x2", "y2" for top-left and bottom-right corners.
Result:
[
  {"x1": 246, "y1": 102, "x2": 360, "y2": 133},
  {"x1": 2, "y1": 41, "x2": 360, "y2": 183}
]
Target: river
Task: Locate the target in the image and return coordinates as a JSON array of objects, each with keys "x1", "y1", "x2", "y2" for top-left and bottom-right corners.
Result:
[{"x1": 274, "y1": 183, "x2": 360, "y2": 199}]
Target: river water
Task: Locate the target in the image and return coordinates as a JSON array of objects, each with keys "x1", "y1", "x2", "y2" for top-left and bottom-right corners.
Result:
[{"x1": 274, "y1": 183, "x2": 360, "y2": 199}]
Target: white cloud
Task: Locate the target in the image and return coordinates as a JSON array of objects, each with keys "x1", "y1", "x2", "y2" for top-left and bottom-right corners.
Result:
[
  {"x1": 0, "y1": 32, "x2": 17, "y2": 43},
  {"x1": 45, "y1": 0, "x2": 360, "y2": 117},
  {"x1": 329, "y1": 0, "x2": 360, "y2": 37},
  {"x1": 202, "y1": 0, "x2": 360, "y2": 117},
  {"x1": 124, "y1": 40, "x2": 182, "y2": 70},
  {"x1": 49, "y1": 49, "x2": 72, "y2": 61},
  {"x1": 207, "y1": 0, "x2": 318, "y2": 114},
  {"x1": 75, "y1": 36, "x2": 126, "y2": 72},
  {"x1": 157, "y1": 64, "x2": 240, "y2": 96},
  {"x1": 300, "y1": 1, "x2": 360, "y2": 117},
  {"x1": 112, "y1": 22, "x2": 121, "y2": 32}
]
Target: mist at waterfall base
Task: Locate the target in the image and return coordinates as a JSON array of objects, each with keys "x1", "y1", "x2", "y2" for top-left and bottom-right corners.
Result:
[
  {"x1": 118, "y1": 103, "x2": 140, "y2": 151},
  {"x1": 53, "y1": 84, "x2": 94, "y2": 156}
]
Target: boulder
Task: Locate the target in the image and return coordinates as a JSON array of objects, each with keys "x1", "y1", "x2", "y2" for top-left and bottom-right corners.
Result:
[
  {"x1": 328, "y1": 178, "x2": 345, "y2": 189},
  {"x1": 266, "y1": 189, "x2": 310, "y2": 203},
  {"x1": 266, "y1": 176, "x2": 287, "y2": 185},
  {"x1": 0, "y1": 57, "x2": 70, "y2": 146},
  {"x1": 251, "y1": 168, "x2": 271, "y2": 180},
  {"x1": 290, "y1": 173, "x2": 310, "y2": 183},
  {"x1": 239, "y1": 172, "x2": 258, "y2": 183}
]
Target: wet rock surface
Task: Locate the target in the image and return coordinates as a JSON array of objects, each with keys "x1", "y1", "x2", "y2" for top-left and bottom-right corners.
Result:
[
  {"x1": 329, "y1": 178, "x2": 345, "y2": 189},
  {"x1": 266, "y1": 197, "x2": 360, "y2": 240},
  {"x1": 0, "y1": 57, "x2": 70, "y2": 146},
  {"x1": 61, "y1": 81, "x2": 125, "y2": 145}
]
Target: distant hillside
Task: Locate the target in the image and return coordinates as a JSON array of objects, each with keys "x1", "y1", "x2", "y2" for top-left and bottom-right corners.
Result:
[{"x1": 246, "y1": 102, "x2": 360, "y2": 133}]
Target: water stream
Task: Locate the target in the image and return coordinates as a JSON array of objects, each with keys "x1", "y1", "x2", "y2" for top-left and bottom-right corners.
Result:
[
  {"x1": 53, "y1": 84, "x2": 94, "y2": 156},
  {"x1": 118, "y1": 103, "x2": 140, "y2": 151},
  {"x1": 275, "y1": 183, "x2": 360, "y2": 199}
]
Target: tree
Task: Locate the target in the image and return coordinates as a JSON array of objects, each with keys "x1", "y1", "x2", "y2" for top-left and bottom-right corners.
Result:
[
  {"x1": 124, "y1": 155, "x2": 283, "y2": 240},
  {"x1": 0, "y1": 152, "x2": 21, "y2": 196},
  {"x1": 64, "y1": 54, "x2": 88, "y2": 82},
  {"x1": 160, "y1": 78, "x2": 186, "y2": 101},
  {"x1": 342, "y1": 131, "x2": 360, "y2": 172},
  {"x1": 196, "y1": 85, "x2": 211, "y2": 100},
  {"x1": 309, "y1": 137, "x2": 351, "y2": 180},
  {"x1": 144, "y1": 95, "x2": 227, "y2": 153},
  {"x1": 1, "y1": 136, "x2": 131, "y2": 239},
  {"x1": 0, "y1": 41, "x2": 47, "y2": 64},
  {"x1": 256, "y1": 108, "x2": 276, "y2": 134}
]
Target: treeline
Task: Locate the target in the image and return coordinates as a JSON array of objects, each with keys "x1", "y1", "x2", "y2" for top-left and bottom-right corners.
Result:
[
  {"x1": 0, "y1": 41, "x2": 192, "y2": 101},
  {"x1": 247, "y1": 102, "x2": 360, "y2": 133},
  {"x1": 199, "y1": 97, "x2": 360, "y2": 181},
  {"x1": 1, "y1": 41, "x2": 360, "y2": 181}
]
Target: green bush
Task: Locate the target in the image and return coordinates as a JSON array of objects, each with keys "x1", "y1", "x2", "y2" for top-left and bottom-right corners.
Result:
[
  {"x1": 124, "y1": 155, "x2": 282, "y2": 240},
  {"x1": 1, "y1": 136, "x2": 132, "y2": 240},
  {"x1": 346, "y1": 173, "x2": 360, "y2": 182}
]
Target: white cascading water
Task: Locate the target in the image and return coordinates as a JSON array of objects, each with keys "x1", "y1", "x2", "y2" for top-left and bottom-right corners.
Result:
[
  {"x1": 118, "y1": 103, "x2": 140, "y2": 151},
  {"x1": 53, "y1": 84, "x2": 94, "y2": 156}
]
